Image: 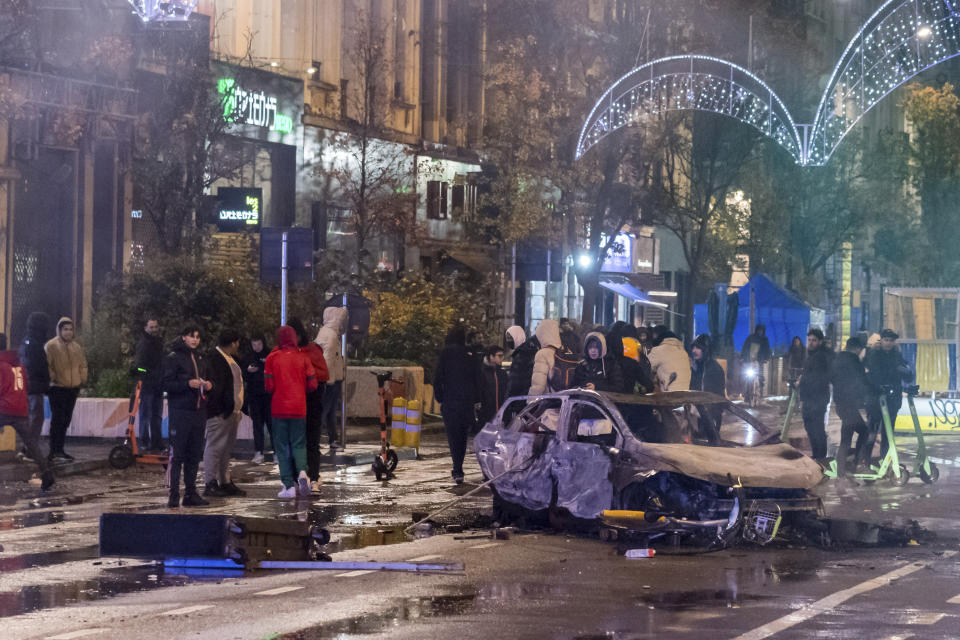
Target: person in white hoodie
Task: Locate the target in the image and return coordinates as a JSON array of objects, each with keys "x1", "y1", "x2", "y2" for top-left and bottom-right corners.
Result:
[
  {"x1": 315, "y1": 307, "x2": 349, "y2": 451},
  {"x1": 647, "y1": 325, "x2": 691, "y2": 391},
  {"x1": 528, "y1": 319, "x2": 578, "y2": 395}
]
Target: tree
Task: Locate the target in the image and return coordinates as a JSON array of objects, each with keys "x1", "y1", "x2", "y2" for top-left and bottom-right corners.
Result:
[
  {"x1": 902, "y1": 82, "x2": 960, "y2": 284},
  {"x1": 309, "y1": 10, "x2": 416, "y2": 279},
  {"x1": 131, "y1": 24, "x2": 252, "y2": 255}
]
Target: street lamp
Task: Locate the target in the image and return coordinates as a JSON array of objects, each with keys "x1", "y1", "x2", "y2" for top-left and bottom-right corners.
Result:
[
  {"x1": 577, "y1": 253, "x2": 593, "y2": 269},
  {"x1": 918, "y1": 25, "x2": 933, "y2": 39}
]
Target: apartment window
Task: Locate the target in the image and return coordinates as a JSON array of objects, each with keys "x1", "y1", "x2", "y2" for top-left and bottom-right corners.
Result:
[
  {"x1": 451, "y1": 183, "x2": 477, "y2": 218},
  {"x1": 427, "y1": 180, "x2": 447, "y2": 219},
  {"x1": 394, "y1": 0, "x2": 408, "y2": 100},
  {"x1": 313, "y1": 203, "x2": 354, "y2": 252}
]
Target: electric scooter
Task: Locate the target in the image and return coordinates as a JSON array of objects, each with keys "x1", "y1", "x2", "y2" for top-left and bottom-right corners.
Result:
[
  {"x1": 780, "y1": 381, "x2": 797, "y2": 443},
  {"x1": 905, "y1": 385, "x2": 939, "y2": 484},
  {"x1": 823, "y1": 388, "x2": 909, "y2": 485},
  {"x1": 108, "y1": 379, "x2": 170, "y2": 470},
  {"x1": 370, "y1": 371, "x2": 399, "y2": 481}
]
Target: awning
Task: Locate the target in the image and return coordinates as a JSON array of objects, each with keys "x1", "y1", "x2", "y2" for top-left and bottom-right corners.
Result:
[{"x1": 599, "y1": 279, "x2": 668, "y2": 308}]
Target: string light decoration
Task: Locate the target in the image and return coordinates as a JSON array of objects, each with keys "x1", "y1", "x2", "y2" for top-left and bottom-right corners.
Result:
[
  {"x1": 126, "y1": 0, "x2": 199, "y2": 22},
  {"x1": 577, "y1": 0, "x2": 960, "y2": 166}
]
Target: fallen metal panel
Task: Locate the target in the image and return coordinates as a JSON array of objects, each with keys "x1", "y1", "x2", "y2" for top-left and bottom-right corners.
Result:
[{"x1": 256, "y1": 560, "x2": 464, "y2": 572}]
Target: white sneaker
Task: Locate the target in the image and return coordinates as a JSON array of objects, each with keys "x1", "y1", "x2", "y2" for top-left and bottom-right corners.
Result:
[
  {"x1": 277, "y1": 485, "x2": 296, "y2": 498},
  {"x1": 310, "y1": 479, "x2": 322, "y2": 493},
  {"x1": 251, "y1": 452, "x2": 264, "y2": 464},
  {"x1": 297, "y1": 470, "x2": 311, "y2": 497}
]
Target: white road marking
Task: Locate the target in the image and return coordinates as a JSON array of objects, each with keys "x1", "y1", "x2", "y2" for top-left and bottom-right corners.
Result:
[
  {"x1": 948, "y1": 594, "x2": 960, "y2": 604},
  {"x1": 732, "y1": 551, "x2": 958, "y2": 640},
  {"x1": 898, "y1": 612, "x2": 946, "y2": 625},
  {"x1": 45, "y1": 631, "x2": 111, "y2": 640},
  {"x1": 880, "y1": 635, "x2": 914, "y2": 640},
  {"x1": 335, "y1": 570, "x2": 375, "y2": 577},
  {"x1": 468, "y1": 542, "x2": 501, "y2": 550},
  {"x1": 162, "y1": 604, "x2": 214, "y2": 615},
  {"x1": 407, "y1": 554, "x2": 442, "y2": 562},
  {"x1": 253, "y1": 586, "x2": 304, "y2": 596}
]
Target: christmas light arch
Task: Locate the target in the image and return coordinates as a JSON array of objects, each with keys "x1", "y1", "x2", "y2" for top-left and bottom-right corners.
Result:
[{"x1": 577, "y1": 0, "x2": 960, "y2": 166}]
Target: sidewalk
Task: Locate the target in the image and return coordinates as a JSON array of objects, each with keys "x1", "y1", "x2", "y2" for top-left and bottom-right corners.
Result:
[{"x1": 0, "y1": 417, "x2": 447, "y2": 483}]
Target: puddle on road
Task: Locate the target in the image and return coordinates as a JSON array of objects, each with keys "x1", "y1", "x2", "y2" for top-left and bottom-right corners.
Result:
[
  {"x1": 0, "y1": 564, "x2": 222, "y2": 618},
  {"x1": 0, "y1": 544, "x2": 99, "y2": 572},
  {"x1": 325, "y1": 526, "x2": 410, "y2": 553},
  {"x1": 636, "y1": 588, "x2": 773, "y2": 610},
  {"x1": 0, "y1": 511, "x2": 66, "y2": 531},
  {"x1": 279, "y1": 593, "x2": 476, "y2": 639}
]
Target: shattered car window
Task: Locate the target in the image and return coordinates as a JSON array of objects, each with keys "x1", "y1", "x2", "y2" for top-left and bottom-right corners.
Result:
[
  {"x1": 507, "y1": 398, "x2": 563, "y2": 433},
  {"x1": 568, "y1": 401, "x2": 621, "y2": 449}
]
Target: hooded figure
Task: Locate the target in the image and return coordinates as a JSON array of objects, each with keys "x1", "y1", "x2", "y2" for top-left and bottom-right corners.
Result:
[
  {"x1": 607, "y1": 322, "x2": 654, "y2": 394},
  {"x1": 0, "y1": 339, "x2": 53, "y2": 490},
  {"x1": 433, "y1": 325, "x2": 481, "y2": 484},
  {"x1": 505, "y1": 325, "x2": 525, "y2": 351},
  {"x1": 265, "y1": 325, "x2": 318, "y2": 497},
  {"x1": 689, "y1": 334, "x2": 725, "y2": 442},
  {"x1": 19, "y1": 312, "x2": 51, "y2": 465},
  {"x1": 648, "y1": 326, "x2": 691, "y2": 391},
  {"x1": 288, "y1": 317, "x2": 329, "y2": 490},
  {"x1": 315, "y1": 307, "x2": 349, "y2": 451},
  {"x1": 507, "y1": 326, "x2": 539, "y2": 397},
  {"x1": 44, "y1": 317, "x2": 87, "y2": 461},
  {"x1": 573, "y1": 331, "x2": 623, "y2": 392},
  {"x1": 529, "y1": 319, "x2": 577, "y2": 395}
]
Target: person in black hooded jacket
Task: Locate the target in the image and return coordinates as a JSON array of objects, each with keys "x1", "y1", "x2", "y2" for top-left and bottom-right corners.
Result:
[
  {"x1": 573, "y1": 331, "x2": 623, "y2": 392},
  {"x1": 433, "y1": 325, "x2": 480, "y2": 484},
  {"x1": 690, "y1": 334, "x2": 725, "y2": 441},
  {"x1": 831, "y1": 337, "x2": 871, "y2": 477},
  {"x1": 606, "y1": 322, "x2": 654, "y2": 394},
  {"x1": 507, "y1": 331, "x2": 539, "y2": 398},
  {"x1": 18, "y1": 311, "x2": 50, "y2": 462}
]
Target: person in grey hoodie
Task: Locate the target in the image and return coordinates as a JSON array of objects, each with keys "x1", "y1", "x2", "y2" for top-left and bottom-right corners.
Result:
[{"x1": 315, "y1": 307, "x2": 349, "y2": 451}]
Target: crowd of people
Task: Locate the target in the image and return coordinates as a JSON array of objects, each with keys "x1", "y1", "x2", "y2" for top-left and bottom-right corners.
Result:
[
  {"x1": 0, "y1": 309, "x2": 351, "y2": 505},
  {"x1": 433, "y1": 317, "x2": 913, "y2": 485}
]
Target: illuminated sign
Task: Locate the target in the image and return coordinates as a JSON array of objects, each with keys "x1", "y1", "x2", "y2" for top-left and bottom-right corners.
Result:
[
  {"x1": 600, "y1": 233, "x2": 633, "y2": 273},
  {"x1": 218, "y1": 78, "x2": 293, "y2": 134},
  {"x1": 216, "y1": 187, "x2": 262, "y2": 231}
]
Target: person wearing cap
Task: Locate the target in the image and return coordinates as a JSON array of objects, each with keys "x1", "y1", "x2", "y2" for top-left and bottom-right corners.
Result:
[
  {"x1": 831, "y1": 337, "x2": 871, "y2": 477},
  {"x1": 863, "y1": 328, "x2": 912, "y2": 461},
  {"x1": 796, "y1": 328, "x2": 833, "y2": 459}
]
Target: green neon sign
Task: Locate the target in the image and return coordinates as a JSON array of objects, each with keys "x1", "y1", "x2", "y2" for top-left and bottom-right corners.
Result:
[{"x1": 217, "y1": 77, "x2": 293, "y2": 134}]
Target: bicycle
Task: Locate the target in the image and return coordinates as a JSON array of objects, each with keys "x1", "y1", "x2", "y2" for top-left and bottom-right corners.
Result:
[
  {"x1": 742, "y1": 360, "x2": 763, "y2": 408},
  {"x1": 370, "y1": 371, "x2": 401, "y2": 481}
]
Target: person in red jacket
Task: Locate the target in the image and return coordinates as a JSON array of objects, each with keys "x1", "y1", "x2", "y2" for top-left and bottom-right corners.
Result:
[
  {"x1": 0, "y1": 334, "x2": 54, "y2": 490},
  {"x1": 265, "y1": 325, "x2": 318, "y2": 498},
  {"x1": 287, "y1": 317, "x2": 329, "y2": 493}
]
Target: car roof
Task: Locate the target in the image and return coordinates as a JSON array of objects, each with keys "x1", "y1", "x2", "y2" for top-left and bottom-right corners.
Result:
[{"x1": 529, "y1": 388, "x2": 728, "y2": 407}]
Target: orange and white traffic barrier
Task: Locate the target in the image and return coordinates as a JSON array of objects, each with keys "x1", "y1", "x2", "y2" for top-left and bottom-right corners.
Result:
[
  {"x1": 391, "y1": 397, "x2": 407, "y2": 447},
  {"x1": 404, "y1": 399, "x2": 422, "y2": 451}
]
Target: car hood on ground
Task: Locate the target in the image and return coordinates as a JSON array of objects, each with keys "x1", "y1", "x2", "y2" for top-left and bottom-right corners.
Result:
[{"x1": 620, "y1": 440, "x2": 823, "y2": 490}]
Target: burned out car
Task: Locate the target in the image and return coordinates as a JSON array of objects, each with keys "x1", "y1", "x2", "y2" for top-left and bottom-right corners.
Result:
[{"x1": 475, "y1": 389, "x2": 823, "y2": 540}]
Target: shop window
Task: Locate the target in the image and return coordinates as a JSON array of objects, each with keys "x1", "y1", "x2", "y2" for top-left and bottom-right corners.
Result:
[
  {"x1": 315, "y1": 204, "x2": 355, "y2": 253},
  {"x1": 427, "y1": 180, "x2": 447, "y2": 220}
]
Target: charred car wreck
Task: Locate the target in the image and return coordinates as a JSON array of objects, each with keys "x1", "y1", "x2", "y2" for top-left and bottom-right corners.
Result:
[{"x1": 475, "y1": 390, "x2": 824, "y2": 547}]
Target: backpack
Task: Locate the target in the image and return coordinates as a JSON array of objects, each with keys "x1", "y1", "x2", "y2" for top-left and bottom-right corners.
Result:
[{"x1": 548, "y1": 346, "x2": 579, "y2": 392}]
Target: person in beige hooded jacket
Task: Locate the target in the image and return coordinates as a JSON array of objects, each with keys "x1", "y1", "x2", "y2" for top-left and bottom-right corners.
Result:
[
  {"x1": 315, "y1": 307, "x2": 349, "y2": 450},
  {"x1": 528, "y1": 319, "x2": 564, "y2": 395},
  {"x1": 44, "y1": 317, "x2": 87, "y2": 460}
]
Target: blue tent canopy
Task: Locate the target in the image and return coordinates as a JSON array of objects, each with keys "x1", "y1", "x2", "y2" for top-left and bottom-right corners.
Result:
[{"x1": 694, "y1": 274, "x2": 813, "y2": 354}]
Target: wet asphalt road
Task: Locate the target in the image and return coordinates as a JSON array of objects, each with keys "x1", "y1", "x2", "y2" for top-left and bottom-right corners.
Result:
[{"x1": 2, "y1": 426, "x2": 960, "y2": 639}]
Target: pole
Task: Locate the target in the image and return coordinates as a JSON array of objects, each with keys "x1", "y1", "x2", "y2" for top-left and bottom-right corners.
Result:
[
  {"x1": 546, "y1": 249, "x2": 552, "y2": 318},
  {"x1": 510, "y1": 242, "x2": 517, "y2": 321},
  {"x1": 281, "y1": 231, "x2": 288, "y2": 325},
  {"x1": 747, "y1": 15, "x2": 753, "y2": 71},
  {"x1": 340, "y1": 292, "x2": 348, "y2": 449}
]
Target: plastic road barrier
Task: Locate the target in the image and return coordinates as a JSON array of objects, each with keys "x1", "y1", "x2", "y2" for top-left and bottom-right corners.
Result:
[{"x1": 404, "y1": 399, "x2": 422, "y2": 449}]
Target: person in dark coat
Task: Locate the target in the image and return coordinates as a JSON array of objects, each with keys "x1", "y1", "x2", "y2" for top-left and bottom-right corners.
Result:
[
  {"x1": 606, "y1": 322, "x2": 654, "y2": 394},
  {"x1": 786, "y1": 336, "x2": 806, "y2": 384},
  {"x1": 506, "y1": 327, "x2": 539, "y2": 398},
  {"x1": 202, "y1": 329, "x2": 245, "y2": 498},
  {"x1": 163, "y1": 325, "x2": 212, "y2": 508},
  {"x1": 18, "y1": 311, "x2": 50, "y2": 463},
  {"x1": 863, "y1": 328, "x2": 912, "y2": 460},
  {"x1": 433, "y1": 325, "x2": 480, "y2": 484},
  {"x1": 133, "y1": 317, "x2": 165, "y2": 451},
  {"x1": 797, "y1": 328, "x2": 833, "y2": 459},
  {"x1": 573, "y1": 331, "x2": 623, "y2": 392},
  {"x1": 241, "y1": 334, "x2": 271, "y2": 463},
  {"x1": 831, "y1": 337, "x2": 871, "y2": 477},
  {"x1": 478, "y1": 345, "x2": 508, "y2": 430},
  {"x1": 690, "y1": 334, "x2": 725, "y2": 441}
]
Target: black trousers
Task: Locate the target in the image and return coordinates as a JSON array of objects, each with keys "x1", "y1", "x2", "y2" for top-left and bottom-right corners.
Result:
[
  {"x1": 247, "y1": 394, "x2": 272, "y2": 453},
  {"x1": 320, "y1": 381, "x2": 342, "y2": 445},
  {"x1": 442, "y1": 402, "x2": 475, "y2": 476},
  {"x1": 138, "y1": 384, "x2": 164, "y2": 450},
  {"x1": 835, "y1": 405, "x2": 869, "y2": 476},
  {"x1": 168, "y1": 407, "x2": 205, "y2": 497},
  {"x1": 866, "y1": 392, "x2": 902, "y2": 458},
  {"x1": 305, "y1": 390, "x2": 324, "y2": 481},
  {"x1": 47, "y1": 386, "x2": 79, "y2": 455},
  {"x1": 801, "y1": 400, "x2": 829, "y2": 459}
]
